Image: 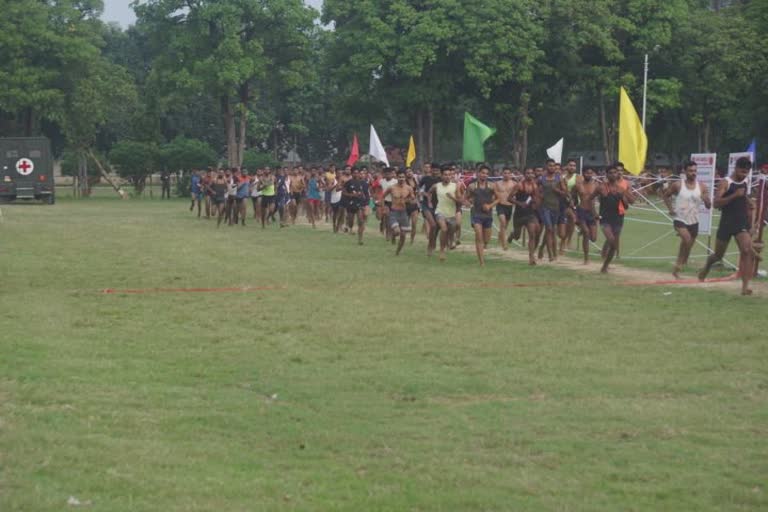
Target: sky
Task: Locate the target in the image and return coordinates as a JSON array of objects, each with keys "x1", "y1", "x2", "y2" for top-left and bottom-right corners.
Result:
[{"x1": 102, "y1": 0, "x2": 324, "y2": 27}]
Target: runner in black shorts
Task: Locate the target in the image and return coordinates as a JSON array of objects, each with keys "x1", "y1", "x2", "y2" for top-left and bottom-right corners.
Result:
[
  {"x1": 405, "y1": 168, "x2": 420, "y2": 244},
  {"x1": 574, "y1": 167, "x2": 599, "y2": 264},
  {"x1": 465, "y1": 165, "x2": 497, "y2": 266},
  {"x1": 419, "y1": 164, "x2": 440, "y2": 256},
  {"x1": 510, "y1": 167, "x2": 541, "y2": 265},
  {"x1": 342, "y1": 168, "x2": 369, "y2": 245},
  {"x1": 494, "y1": 167, "x2": 516, "y2": 250},
  {"x1": 591, "y1": 165, "x2": 634, "y2": 273},
  {"x1": 699, "y1": 157, "x2": 755, "y2": 295}
]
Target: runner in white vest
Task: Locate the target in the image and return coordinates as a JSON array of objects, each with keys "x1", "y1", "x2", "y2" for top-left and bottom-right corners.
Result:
[{"x1": 663, "y1": 161, "x2": 711, "y2": 278}]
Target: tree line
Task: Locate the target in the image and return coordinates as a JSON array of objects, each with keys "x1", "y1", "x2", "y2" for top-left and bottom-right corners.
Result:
[{"x1": 0, "y1": 0, "x2": 765, "y2": 193}]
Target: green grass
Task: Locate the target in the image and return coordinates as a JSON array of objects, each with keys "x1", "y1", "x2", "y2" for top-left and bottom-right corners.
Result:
[{"x1": 1, "y1": 197, "x2": 767, "y2": 511}]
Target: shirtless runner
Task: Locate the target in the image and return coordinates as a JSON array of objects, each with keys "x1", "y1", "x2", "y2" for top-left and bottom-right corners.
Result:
[
  {"x1": 573, "y1": 167, "x2": 599, "y2": 264},
  {"x1": 494, "y1": 167, "x2": 516, "y2": 250},
  {"x1": 289, "y1": 168, "x2": 305, "y2": 224},
  {"x1": 509, "y1": 167, "x2": 541, "y2": 265},
  {"x1": 388, "y1": 169, "x2": 417, "y2": 255}
]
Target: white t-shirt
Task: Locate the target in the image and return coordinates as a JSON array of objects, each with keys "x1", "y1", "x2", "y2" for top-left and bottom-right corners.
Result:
[{"x1": 330, "y1": 180, "x2": 342, "y2": 204}]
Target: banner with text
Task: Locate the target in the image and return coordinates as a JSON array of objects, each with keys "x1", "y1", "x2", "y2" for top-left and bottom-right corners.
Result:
[{"x1": 691, "y1": 153, "x2": 717, "y2": 235}]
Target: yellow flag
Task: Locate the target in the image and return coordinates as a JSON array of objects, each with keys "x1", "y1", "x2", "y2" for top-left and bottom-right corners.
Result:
[
  {"x1": 406, "y1": 136, "x2": 416, "y2": 167},
  {"x1": 618, "y1": 87, "x2": 648, "y2": 175}
]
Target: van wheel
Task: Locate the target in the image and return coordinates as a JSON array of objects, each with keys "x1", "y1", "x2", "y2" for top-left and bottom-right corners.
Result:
[{"x1": 46, "y1": 194, "x2": 55, "y2": 205}]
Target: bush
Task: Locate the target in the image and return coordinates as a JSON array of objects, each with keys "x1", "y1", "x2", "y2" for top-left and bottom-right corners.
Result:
[{"x1": 242, "y1": 150, "x2": 278, "y2": 170}]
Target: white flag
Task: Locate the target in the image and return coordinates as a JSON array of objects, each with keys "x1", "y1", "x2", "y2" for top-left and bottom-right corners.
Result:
[
  {"x1": 368, "y1": 124, "x2": 390, "y2": 166},
  {"x1": 546, "y1": 138, "x2": 564, "y2": 164}
]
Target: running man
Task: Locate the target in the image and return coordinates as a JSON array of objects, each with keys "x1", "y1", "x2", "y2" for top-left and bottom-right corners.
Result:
[
  {"x1": 494, "y1": 167, "x2": 516, "y2": 250},
  {"x1": 452, "y1": 163, "x2": 466, "y2": 247},
  {"x1": 573, "y1": 167, "x2": 599, "y2": 264},
  {"x1": 330, "y1": 171, "x2": 344, "y2": 233},
  {"x1": 379, "y1": 167, "x2": 398, "y2": 242},
  {"x1": 388, "y1": 169, "x2": 417, "y2": 255},
  {"x1": 202, "y1": 168, "x2": 214, "y2": 218},
  {"x1": 235, "y1": 169, "x2": 249, "y2": 226},
  {"x1": 538, "y1": 159, "x2": 568, "y2": 261},
  {"x1": 561, "y1": 159, "x2": 579, "y2": 254},
  {"x1": 405, "y1": 168, "x2": 420, "y2": 244},
  {"x1": 509, "y1": 167, "x2": 542, "y2": 265},
  {"x1": 324, "y1": 164, "x2": 337, "y2": 221},
  {"x1": 419, "y1": 163, "x2": 440, "y2": 257},
  {"x1": 306, "y1": 169, "x2": 322, "y2": 228},
  {"x1": 289, "y1": 168, "x2": 305, "y2": 224},
  {"x1": 259, "y1": 169, "x2": 276, "y2": 228},
  {"x1": 250, "y1": 169, "x2": 261, "y2": 219},
  {"x1": 591, "y1": 165, "x2": 635, "y2": 273},
  {"x1": 190, "y1": 170, "x2": 203, "y2": 217},
  {"x1": 428, "y1": 165, "x2": 460, "y2": 261},
  {"x1": 465, "y1": 165, "x2": 497, "y2": 266},
  {"x1": 698, "y1": 157, "x2": 755, "y2": 295},
  {"x1": 342, "y1": 168, "x2": 370, "y2": 245},
  {"x1": 663, "y1": 160, "x2": 712, "y2": 277},
  {"x1": 212, "y1": 173, "x2": 228, "y2": 227}
]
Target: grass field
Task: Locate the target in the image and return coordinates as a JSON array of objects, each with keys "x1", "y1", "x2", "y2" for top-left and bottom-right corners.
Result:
[{"x1": 1, "y1": 196, "x2": 767, "y2": 511}]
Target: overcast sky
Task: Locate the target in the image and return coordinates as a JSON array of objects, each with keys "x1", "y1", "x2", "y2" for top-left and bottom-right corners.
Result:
[{"x1": 102, "y1": 0, "x2": 324, "y2": 27}]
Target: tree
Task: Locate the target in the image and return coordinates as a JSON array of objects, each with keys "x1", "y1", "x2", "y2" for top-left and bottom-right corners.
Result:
[
  {"x1": 109, "y1": 140, "x2": 160, "y2": 193},
  {"x1": 160, "y1": 137, "x2": 218, "y2": 173},
  {"x1": 135, "y1": 0, "x2": 315, "y2": 168}
]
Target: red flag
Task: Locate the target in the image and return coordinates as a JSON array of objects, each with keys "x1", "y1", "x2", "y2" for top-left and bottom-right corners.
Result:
[{"x1": 347, "y1": 134, "x2": 359, "y2": 166}]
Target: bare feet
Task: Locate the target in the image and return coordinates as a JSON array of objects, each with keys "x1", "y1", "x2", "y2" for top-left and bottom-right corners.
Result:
[
  {"x1": 742, "y1": 288, "x2": 753, "y2": 296},
  {"x1": 672, "y1": 266, "x2": 681, "y2": 279},
  {"x1": 697, "y1": 268, "x2": 707, "y2": 282}
]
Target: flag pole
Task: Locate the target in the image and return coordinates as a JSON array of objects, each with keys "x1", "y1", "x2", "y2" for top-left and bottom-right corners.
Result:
[{"x1": 642, "y1": 53, "x2": 648, "y2": 130}]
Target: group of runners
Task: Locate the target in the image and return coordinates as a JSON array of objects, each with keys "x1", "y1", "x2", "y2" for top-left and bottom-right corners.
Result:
[{"x1": 188, "y1": 156, "x2": 764, "y2": 295}]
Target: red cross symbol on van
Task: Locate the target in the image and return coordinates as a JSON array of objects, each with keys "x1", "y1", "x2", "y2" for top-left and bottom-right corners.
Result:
[{"x1": 16, "y1": 158, "x2": 34, "y2": 176}]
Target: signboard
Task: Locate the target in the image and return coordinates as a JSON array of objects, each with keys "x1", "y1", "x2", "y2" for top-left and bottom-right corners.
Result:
[{"x1": 691, "y1": 153, "x2": 716, "y2": 235}]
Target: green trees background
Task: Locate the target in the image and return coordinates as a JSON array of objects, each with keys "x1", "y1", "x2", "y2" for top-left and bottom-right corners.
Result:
[{"x1": 0, "y1": 0, "x2": 765, "y2": 175}]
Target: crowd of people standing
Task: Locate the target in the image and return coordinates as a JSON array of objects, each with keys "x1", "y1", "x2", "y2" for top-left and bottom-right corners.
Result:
[{"x1": 187, "y1": 156, "x2": 763, "y2": 295}]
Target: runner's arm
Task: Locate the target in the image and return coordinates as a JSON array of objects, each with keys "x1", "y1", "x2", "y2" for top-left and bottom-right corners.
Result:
[{"x1": 661, "y1": 181, "x2": 679, "y2": 214}]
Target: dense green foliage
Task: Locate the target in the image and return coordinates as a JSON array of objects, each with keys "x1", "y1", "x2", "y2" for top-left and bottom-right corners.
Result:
[{"x1": 0, "y1": 0, "x2": 765, "y2": 167}]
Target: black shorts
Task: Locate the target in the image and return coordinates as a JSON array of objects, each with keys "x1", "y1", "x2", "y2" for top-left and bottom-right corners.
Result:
[
  {"x1": 406, "y1": 203, "x2": 419, "y2": 216},
  {"x1": 261, "y1": 196, "x2": 275, "y2": 207},
  {"x1": 347, "y1": 202, "x2": 364, "y2": 215},
  {"x1": 716, "y1": 221, "x2": 749, "y2": 242},
  {"x1": 496, "y1": 204, "x2": 513, "y2": 219},
  {"x1": 576, "y1": 207, "x2": 596, "y2": 226},
  {"x1": 291, "y1": 192, "x2": 302, "y2": 202},
  {"x1": 600, "y1": 219, "x2": 623, "y2": 235},
  {"x1": 673, "y1": 221, "x2": 699, "y2": 239},
  {"x1": 513, "y1": 212, "x2": 537, "y2": 228}
]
